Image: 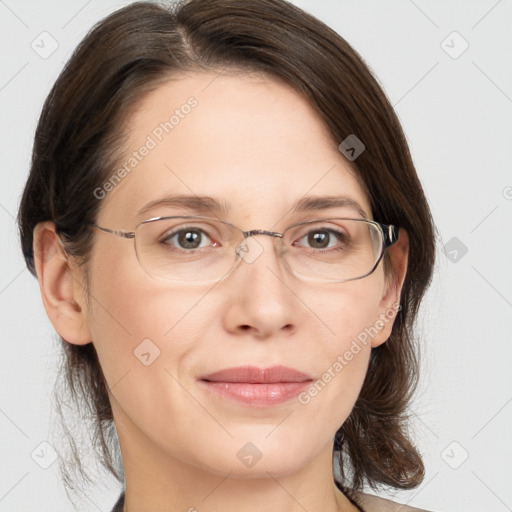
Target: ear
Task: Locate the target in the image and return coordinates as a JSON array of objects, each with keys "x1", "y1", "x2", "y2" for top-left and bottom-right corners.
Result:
[
  {"x1": 370, "y1": 227, "x2": 409, "y2": 348},
  {"x1": 33, "y1": 222, "x2": 92, "y2": 345}
]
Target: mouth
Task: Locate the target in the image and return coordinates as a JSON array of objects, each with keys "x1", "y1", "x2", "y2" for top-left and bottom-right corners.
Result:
[{"x1": 198, "y1": 366, "x2": 313, "y2": 407}]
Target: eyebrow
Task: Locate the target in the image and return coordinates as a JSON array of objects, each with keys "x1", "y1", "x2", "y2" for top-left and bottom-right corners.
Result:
[
  {"x1": 292, "y1": 196, "x2": 369, "y2": 219},
  {"x1": 137, "y1": 194, "x2": 369, "y2": 220},
  {"x1": 137, "y1": 195, "x2": 231, "y2": 218}
]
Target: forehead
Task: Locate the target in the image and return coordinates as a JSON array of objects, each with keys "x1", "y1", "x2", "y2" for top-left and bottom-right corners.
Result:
[{"x1": 97, "y1": 71, "x2": 371, "y2": 227}]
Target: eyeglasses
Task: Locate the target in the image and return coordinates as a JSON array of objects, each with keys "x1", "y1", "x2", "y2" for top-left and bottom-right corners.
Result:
[{"x1": 92, "y1": 216, "x2": 399, "y2": 284}]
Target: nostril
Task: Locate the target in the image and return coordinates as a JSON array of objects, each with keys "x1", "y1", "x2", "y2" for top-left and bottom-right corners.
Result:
[{"x1": 282, "y1": 324, "x2": 295, "y2": 334}]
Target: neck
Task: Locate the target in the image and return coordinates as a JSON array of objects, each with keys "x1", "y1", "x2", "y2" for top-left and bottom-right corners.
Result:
[{"x1": 114, "y1": 414, "x2": 358, "y2": 512}]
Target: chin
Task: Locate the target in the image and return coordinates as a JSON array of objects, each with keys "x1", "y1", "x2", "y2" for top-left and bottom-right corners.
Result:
[{"x1": 186, "y1": 433, "x2": 325, "y2": 480}]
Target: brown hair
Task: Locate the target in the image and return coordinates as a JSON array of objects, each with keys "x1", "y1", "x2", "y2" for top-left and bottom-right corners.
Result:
[{"x1": 18, "y1": 0, "x2": 436, "y2": 499}]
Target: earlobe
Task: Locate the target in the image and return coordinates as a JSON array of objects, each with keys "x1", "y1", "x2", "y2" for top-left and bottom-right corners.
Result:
[
  {"x1": 33, "y1": 222, "x2": 92, "y2": 346},
  {"x1": 370, "y1": 227, "x2": 409, "y2": 348}
]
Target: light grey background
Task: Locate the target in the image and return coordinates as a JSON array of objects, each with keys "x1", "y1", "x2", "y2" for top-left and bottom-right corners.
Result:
[{"x1": 1, "y1": 1, "x2": 511, "y2": 511}]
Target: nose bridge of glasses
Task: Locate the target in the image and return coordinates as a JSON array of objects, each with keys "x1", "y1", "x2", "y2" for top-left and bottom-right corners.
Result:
[
  {"x1": 242, "y1": 229, "x2": 283, "y2": 239},
  {"x1": 235, "y1": 229, "x2": 284, "y2": 265}
]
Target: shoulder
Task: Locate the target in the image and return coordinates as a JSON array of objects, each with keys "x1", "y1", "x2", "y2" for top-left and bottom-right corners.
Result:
[{"x1": 353, "y1": 492, "x2": 434, "y2": 512}]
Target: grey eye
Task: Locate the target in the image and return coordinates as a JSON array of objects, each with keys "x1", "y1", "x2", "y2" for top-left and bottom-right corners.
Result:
[
  {"x1": 163, "y1": 228, "x2": 213, "y2": 250},
  {"x1": 297, "y1": 229, "x2": 347, "y2": 250}
]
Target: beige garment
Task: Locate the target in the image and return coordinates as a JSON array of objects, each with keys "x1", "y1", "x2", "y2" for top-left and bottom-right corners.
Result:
[{"x1": 354, "y1": 492, "x2": 434, "y2": 512}]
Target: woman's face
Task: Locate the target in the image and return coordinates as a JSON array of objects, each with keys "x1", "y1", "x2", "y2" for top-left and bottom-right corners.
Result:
[{"x1": 72, "y1": 71, "x2": 405, "y2": 480}]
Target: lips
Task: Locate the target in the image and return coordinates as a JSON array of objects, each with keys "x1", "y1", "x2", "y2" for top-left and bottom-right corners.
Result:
[
  {"x1": 198, "y1": 366, "x2": 313, "y2": 407},
  {"x1": 200, "y1": 365, "x2": 312, "y2": 384}
]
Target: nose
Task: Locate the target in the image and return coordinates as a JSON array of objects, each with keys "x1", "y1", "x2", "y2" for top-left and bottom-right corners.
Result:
[{"x1": 221, "y1": 234, "x2": 297, "y2": 339}]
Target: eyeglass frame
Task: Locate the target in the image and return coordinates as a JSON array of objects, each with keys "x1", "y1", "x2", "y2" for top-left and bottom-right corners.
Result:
[{"x1": 90, "y1": 215, "x2": 400, "y2": 283}]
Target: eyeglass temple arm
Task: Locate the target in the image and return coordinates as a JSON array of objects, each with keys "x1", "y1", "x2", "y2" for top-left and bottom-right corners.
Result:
[
  {"x1": 382, "y1": 224, "x2": 399, "y2": 248},
  {"x1": 91, "y1": 224, "x2": 135, "y2": 239}
]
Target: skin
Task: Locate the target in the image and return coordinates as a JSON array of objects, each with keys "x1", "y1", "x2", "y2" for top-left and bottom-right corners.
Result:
[{"x1": 33, "y1": 71, "x2": 409, "y2": 512}]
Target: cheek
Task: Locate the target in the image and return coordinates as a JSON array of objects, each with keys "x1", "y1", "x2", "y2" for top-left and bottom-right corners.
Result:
[
  {"x1": 297, "y1": 278, "x2": 384, "y2": 421},
  {"x1": 308, "y1": 272, "x2": 384, "y2": 352},
  {"x1": 84, "y1": 242, "x2": 214, "y2": 390}
]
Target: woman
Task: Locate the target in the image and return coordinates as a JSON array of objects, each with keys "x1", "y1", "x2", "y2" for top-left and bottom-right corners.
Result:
[{"x1": 18, "y1": 0, "x2": 436, "y2": 510}]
